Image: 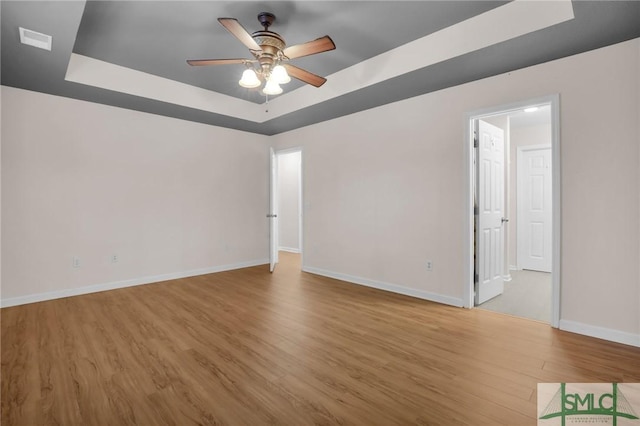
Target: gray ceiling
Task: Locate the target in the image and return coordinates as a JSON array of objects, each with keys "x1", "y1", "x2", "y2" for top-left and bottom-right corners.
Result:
[{"x1": 2, "y1": 1, "x2": 640, "y2": 135}]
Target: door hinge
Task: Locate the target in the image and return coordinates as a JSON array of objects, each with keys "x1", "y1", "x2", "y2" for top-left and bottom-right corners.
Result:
[
  {"x1": 474, "y1": 205, "x2": 479, "y2": 216},
  {"x1": 473, "y1": 132, "x2": 478, "y2": 148},
  {"x1": 474, "y1": 273, "x2": 479, "y2": 283}
]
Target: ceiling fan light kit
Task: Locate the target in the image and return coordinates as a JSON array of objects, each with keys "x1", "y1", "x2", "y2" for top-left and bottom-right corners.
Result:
[
  {"x1": 263, "y1": 78, "x2": 283, "y2": 95},
  {"x1": 271, "y1": 65, "x2": 291, "y2": 84},
  {"x1": 187, "y1": 12, "x2": 335, "y2": 97},
  {"x1": 239, "y1": 68, "x2": 261, "y2": 88}
]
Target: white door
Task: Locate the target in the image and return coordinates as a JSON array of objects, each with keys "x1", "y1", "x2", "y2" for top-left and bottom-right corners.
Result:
[
  {"x1": 269, "y1": 148, "x2": 279, "y2": 272},
  {"x1": 475, "y1": 120, "x2": 506, "y2": 304},
  {"x1": 517, "y1": 146, "x2": 552, "y2": 272}
]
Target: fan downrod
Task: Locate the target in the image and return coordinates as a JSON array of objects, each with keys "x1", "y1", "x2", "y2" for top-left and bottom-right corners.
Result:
[{"x1": 257, "y1": 12, "x2": 276, "y2": 30}]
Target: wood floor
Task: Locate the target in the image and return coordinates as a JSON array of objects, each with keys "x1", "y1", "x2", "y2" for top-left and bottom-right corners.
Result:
[{"x1": 2, "y1": 252, "x2": 639, "y2": 425}]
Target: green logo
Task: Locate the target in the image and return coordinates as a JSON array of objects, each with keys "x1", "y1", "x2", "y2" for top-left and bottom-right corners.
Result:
[{"x1": 539, "y1": 383, "x2": 639, "y2": 425}]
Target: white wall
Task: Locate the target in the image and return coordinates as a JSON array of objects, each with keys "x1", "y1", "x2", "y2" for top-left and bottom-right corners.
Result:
[
  {"x1": 277, "y1": 151, "x2": 301, "y2": 253},
  {"x1": 1, "y1": 87, "x2": 269, "y2": 306},
  {"x1": 0, "y1": 86, "x2": 2, "y2": 302},
  {"x1": 275, "y1": 38, "x2": 640, "y2": 346},
  {"x1": 2, "y1": 39, "x2": 639, "y2": 347}
]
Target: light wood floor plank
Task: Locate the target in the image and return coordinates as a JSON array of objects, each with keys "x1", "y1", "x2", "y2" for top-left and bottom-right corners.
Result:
[{"x1": 2, "y1": 252, "x2": 639, "y2": 425}]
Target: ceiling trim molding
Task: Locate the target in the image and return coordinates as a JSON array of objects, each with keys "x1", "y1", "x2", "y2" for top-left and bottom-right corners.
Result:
[
  {"x1": 265, "y1": 0, "x2": 574, "y2": 118},
  {"x1": 63, "y1": 0, "x2": 574, "y2": 124},
  {"x1": 65, "y1": 54, "x2": 265, "y2": 122}
]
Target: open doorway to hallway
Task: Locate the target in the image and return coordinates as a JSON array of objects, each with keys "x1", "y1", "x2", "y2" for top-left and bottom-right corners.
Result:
[
  {"x1": 467, "y1": 97, "x2": 560, "y2": 325},
  {"x1": 270, "y1": 148, "x2": 303, "y2": 272}
]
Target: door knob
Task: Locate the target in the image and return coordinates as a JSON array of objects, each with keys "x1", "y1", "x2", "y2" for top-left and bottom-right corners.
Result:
[{"x1": 501, "y1": 217, "x2": 509, "y2": 223}]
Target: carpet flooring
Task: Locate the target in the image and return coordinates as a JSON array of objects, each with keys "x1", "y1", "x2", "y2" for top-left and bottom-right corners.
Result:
[{"x1": 477, "y1": 269, "x2": 551, "y2": 323}]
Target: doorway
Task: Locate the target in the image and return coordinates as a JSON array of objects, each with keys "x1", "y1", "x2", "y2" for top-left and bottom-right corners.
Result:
[
  {"x1": 464, "y1": 96, "x2": 560, "y2": 327},
  {"x1": 269, "y1": 148, "x2": 303, "y2": 272}
]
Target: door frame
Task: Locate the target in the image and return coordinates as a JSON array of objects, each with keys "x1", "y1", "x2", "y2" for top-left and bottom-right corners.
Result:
[
  {"x1": 463, "y1": 94, "x2": 561, "y2": 327},
  {"x1": 272, "y1": 146, "x2": 304, "y2": 267},
  {"x1": 516, "y1": 144, "x2": 552, "y2": 272}
]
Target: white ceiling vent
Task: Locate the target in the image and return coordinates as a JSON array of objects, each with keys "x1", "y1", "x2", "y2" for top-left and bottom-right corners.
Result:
[{"x1": 19, "y1": 27, "x2": 52, "y2": 51}]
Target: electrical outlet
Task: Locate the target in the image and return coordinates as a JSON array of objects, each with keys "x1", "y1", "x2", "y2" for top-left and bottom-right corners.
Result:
[
  {"x1": 426, "y1": 260, "x2": 433, "y2": 271},
  {"x1": 72, "y1": 256, "x2": 81, "y2": 269},
  {"x1": 111, "y1": 254, "x2": 118, "y2": 263}
]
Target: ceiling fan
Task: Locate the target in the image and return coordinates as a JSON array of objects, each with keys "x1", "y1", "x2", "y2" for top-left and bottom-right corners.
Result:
[{"x1": 187, "y1": 12, "x2": 336, "y2": 95}]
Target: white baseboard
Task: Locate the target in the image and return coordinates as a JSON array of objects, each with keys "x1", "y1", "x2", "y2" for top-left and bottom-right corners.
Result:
[
  {"x1": 1, "y1": 258, "x2": 269, "y2": 308},
  {"x1": 559, "y1": 319, "x2": 640, "y2": 348},
  {"x1": 509, "y1": 265, "x2": 520, "y2": 271},
  {"x1": 279, "y1": 247, "x2": 301, "y2": 254},
  {"x1": 503, "y1": 274, "x2": 512, "y2": 282},
  {"x1": 302, "y1": 266, "x2": 464, "y2": 308}
]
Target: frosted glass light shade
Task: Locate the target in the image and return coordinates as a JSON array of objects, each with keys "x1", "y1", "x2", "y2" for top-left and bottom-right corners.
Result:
[
  {"x1": 271, "y1": 65, "x2": 291, "y2": 84},
  {"x1": 239, "y1": 69, "x2": 260, "y2": 88},
  {"x1": 263, "y1": 78, "x2": 282, "y2": 95}
]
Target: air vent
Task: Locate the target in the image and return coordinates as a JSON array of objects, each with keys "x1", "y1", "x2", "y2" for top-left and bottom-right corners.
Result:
[{"x1": 19, "y1": 27, "x2": 52, "y2": 51}]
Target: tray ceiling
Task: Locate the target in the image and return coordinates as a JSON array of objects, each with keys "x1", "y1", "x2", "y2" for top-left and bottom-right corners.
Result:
[{"x1": 2, "y1": 1, "x2": 639, "y2": 135}]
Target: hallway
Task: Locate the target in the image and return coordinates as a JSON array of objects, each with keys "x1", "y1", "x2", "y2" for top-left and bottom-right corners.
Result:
[{"x1": 478, "y1": 270, "x2": 551, "y2": 322}]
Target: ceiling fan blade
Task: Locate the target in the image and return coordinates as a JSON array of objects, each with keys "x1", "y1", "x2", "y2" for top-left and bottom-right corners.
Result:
[
  {"x1": 282, "y1": 64, "x2": 327, "y2": 87},
  {"x1": 187, "y1": 58, "x2": 250, "y2": 66},
  {"x1": 283, "y1": 35, "x2": 335, "y2": 59},
  {"x1": 218, "y1": 18, "x2": 262, "y2": 51}
]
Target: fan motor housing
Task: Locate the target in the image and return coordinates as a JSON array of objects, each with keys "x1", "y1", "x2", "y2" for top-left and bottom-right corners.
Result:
[
  {"x1": 252, "y1": 31, "x2": 285, "y2": 52},
  {"x1": 252, "y1": 31, "x2": 285, "y2": 69}
]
